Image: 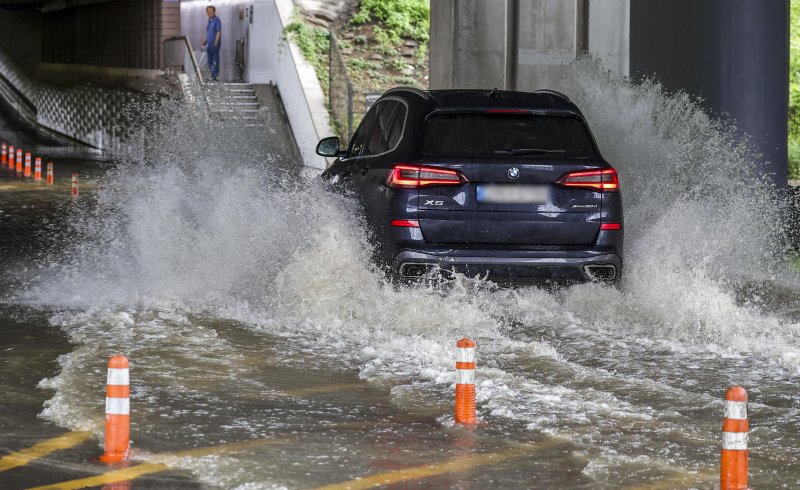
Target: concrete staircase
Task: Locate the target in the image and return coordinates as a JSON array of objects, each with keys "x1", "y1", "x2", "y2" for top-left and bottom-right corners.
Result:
[{"x1": 203, "y1": 82, "x2": 265, "y2": 129}]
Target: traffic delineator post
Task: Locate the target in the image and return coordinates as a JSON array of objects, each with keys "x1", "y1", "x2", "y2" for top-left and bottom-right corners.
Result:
[
  {"x1": 15, "y1": 148, "x2": 22, "y2": 173},
  {"x1": 24, "y1": 153, "x2": 31, "y2": 177},
  {"x1": 100, "y1": 355, "x2": 130, "y2": 464},
  {"x1": 46, "y1": 162, "x2": 54, "y2": 185},
  {"x1": 71, "y1": 173, "x2": 79, "y2": 197},
  {"x1": 1, "y1": 143, "x2": 6, "y2": 165},
  {"x1": 455, "y1": 338, "x2": 477, "y2": 424},
  {"x1": 9, "y1": 146, "x2": 15, "y2": 171},
  {"x1": 34, "y1": 157, "x2": 42, "y2": 182},
  {"x1": 721, "y1": 385, "x2": 748, "y2": 490}
]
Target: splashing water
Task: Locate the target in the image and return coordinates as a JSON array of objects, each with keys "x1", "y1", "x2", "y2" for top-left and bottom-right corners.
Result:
[{"x1": 16, "y1": 60, "x2": 800, "y2": 487}]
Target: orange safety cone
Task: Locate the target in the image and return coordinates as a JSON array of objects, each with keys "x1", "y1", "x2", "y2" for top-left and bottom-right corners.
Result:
[
  {"x1": 721, "y1": 385, "x2": 748, "y2": 490},
  {"x1": 46, "y1": 162, "x2": 54, "y2": 185},
  {"x1": 99, "y1": 355, "x2": 130, "y2": 463},
  {"x1": 15, "y1": 149, "x2": 22, "y2": 174},
  {"x1": 455, "y1": 338, "x2": 477, "y2": 424},
  {"x1": 9, "y1": 146, "x2": 15, "y2": 171},
  {"x1": 1, "y1": 143, "x2": 6, "y2": 165},
  {"x1": 34, "y1": 157, "x2": 42, "y2": 182},
  {"x1": 24, "y1": 153, "x2": 31, "y2": 177},
  {"x1": 71, "y1": 173, "x2": 79, "y2": 197}
]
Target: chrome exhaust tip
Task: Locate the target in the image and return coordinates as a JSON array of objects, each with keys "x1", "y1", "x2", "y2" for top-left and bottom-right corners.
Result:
[
  {"x1": 584, "y1": 264, "x2": 617, "y2": 282},
  {"x1": 399, "y1": 262, "x2": 435, "y2": 278}
]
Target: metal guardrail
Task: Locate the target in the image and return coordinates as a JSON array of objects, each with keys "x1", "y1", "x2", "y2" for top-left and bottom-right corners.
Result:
[
  {"x1": 329, "y1": 32, "x2": 353, "y2": 144},
  {"x1": 163, "y1": 36, "x2": 204, "y2": 84}
]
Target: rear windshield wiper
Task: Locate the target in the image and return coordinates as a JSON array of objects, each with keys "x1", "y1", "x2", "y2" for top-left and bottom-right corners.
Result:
[{"x1": 494, "y1": 148, "x2": 567, "y2": 155}]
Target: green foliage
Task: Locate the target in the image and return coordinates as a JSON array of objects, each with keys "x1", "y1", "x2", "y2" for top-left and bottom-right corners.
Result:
[
  {"x1": 347, "y1": 58, "x2": 381, "y2": 71},
  {"x1": 790, "y1": 137, "x2": 800, "y2": 179},
  {"x1": 790, "y1": 0, "x2": 800, "y2": 178},
  {"x1": 351, "y1": 0, "x2": 430, "y2": 52},
  {"x1": 284, "y1": 20, "x2": 330, "y2": 91}
]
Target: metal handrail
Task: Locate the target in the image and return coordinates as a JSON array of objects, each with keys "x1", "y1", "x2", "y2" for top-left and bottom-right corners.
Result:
[{"x1": 163, "y1": 36, "x2": 204, "y2": 84}]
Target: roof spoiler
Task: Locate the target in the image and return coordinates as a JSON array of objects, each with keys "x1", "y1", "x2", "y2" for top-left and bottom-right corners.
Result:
[
  {"x1": 532, "y1": 89, "x2": 571, "y2": 103},
  {"x1": 384, "y1": 86, "x2": 432, "y2": 100}
]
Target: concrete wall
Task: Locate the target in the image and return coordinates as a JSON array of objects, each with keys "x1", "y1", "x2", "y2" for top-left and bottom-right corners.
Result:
[
  {"x1": 0, "y1": 48, "x2": 158, "y2": 151},
  {"x1": 630, "y1": 0, "x2": 788, "y2": 186},
  {"x1": 245, "y1": 0, "x2": 332, "y2": 169},
  {"x1": 0, "y1": 7, "x2": 42, "y2": 75},
  {"x1": 41, "y1": 0, "x2": 178, "y2": 70}
]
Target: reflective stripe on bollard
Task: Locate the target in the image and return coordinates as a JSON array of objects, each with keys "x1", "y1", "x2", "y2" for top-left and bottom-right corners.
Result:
[
  {"x1": 455, "y1": 338, "x2": 477, "y2": 424},
  {"x1": 721, "y1": 385, "x2": 748, "y2": 490},
  {"x1": 100, "y1": 355, "x2": 130, "y2": 463}
]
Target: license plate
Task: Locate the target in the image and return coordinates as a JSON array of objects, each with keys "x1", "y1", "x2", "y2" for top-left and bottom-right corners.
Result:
[{"x1": 477, "y1": 184, "x2": 549, "y2": 204}]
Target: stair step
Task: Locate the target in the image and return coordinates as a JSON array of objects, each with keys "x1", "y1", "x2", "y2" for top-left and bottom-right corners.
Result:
[{"x1": 208, "y1": 102, "x2": 259, "y2": 106}]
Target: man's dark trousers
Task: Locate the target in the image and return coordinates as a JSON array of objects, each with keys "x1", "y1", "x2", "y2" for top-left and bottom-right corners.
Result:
[{"x1": 208, "y1": 46, "x2": 220, "y2": 81}]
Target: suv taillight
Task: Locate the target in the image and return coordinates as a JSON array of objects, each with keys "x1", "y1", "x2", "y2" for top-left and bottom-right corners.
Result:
[
  {"x1": 386, "y1": 164, "x2": 468, "y2": 189},
  {"x1": 558, "y1": 168, "x2": 619, "y2": 192}
]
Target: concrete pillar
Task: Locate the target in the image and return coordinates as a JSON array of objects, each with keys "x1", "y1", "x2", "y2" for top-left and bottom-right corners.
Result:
[
  {"x1": 630, "y1": 0, "x2": 789, "y2": 186},
  {"x1": 513, "y1": 0, "x2": 585, "y2": 90},
  {"x1": 430, "y1": 0, "x2": 630, "y2": 90},
  {"x1": 430, "y1": 0, "x2": 510, "y2": 90},
  {"x1": 588, "y1": 0, "x2": 630, "y2": 76}
]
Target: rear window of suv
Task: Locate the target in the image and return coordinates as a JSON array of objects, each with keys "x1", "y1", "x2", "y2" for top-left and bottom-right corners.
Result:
[{"x1": 421, "y1": 114, "x2": 597, "y2": 158}]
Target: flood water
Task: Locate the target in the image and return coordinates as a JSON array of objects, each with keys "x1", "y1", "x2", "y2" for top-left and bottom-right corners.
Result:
[{"x1": 2, "y1": 62, "x2": 800, "y2": 489}]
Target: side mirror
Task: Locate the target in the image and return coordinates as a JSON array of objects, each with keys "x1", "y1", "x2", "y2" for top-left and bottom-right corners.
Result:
[{"x1": 316, "y1": 136, "x2": 342, "y2": 157}]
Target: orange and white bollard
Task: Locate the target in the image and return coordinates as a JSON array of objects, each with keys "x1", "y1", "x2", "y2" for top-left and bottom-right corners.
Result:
[
  {"x1": 46, "y1": 162, "x2": 54, "y2": 185},
  {"x1": 71, "y1": 173, "x2": 79, "y2": 197},
  {"x1": 721, "y1": 385, "x2": 748, "y2": 490},
  {"x1": 15, "y1": 149, "x2": 22, "y2": 174},
  {"x1": 24, "y1": 153, "x2": 31, "y2": 177},
  {"x1": 455, "y1": 338, "x2": 477, "y2": 424},
  {"x1": 1, "y1": 143, "x2": 6, "y2": 165},
  {"x1": 34, "y1": 157, "x2": 42, "y2": 182},
  {"x1": 8, "y1": 146, "x2": 15, "y2": 170},
  {"x1": 100, "y1": 355, "x2": 130, "y2": 463}
]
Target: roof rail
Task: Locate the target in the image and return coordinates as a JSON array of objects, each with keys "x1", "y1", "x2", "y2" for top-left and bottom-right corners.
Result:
[
  {"x1": 385, "y1": 86, "x2": 432, "y2": 100},
  {"x1": 532, "y1": 89, "x2": 571, "y2": 103}
]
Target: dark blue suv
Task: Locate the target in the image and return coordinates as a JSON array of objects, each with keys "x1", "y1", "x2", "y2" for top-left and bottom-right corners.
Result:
[{"x1": 318, "y1": 88, "x2": 623, "y2": 284}]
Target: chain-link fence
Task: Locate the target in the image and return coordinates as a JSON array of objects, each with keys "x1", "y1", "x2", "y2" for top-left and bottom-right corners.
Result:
[{"x1": 328, "y1": 33, "x2": 353, "y2": 145}]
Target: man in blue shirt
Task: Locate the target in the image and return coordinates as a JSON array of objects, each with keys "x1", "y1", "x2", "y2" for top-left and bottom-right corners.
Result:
[{"x1": 203, "y1": 6, "x2": 222, "y2": 81}]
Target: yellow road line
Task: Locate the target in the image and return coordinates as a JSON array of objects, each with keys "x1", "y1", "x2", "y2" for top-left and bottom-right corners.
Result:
[
  {"x1": 0, "y1": 432, "x2": 93, "y2": 473},
  {"x1": 314, "y1": 440, "x2": 560, "y2": 490},
  {"x1": 27, "y1": 438, "x2": 286, "y2": 490}
]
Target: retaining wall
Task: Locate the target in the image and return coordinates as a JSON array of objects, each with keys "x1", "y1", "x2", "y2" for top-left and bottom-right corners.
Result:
[{"x1": 246, "y1": 0, "x2": 333, "y2": 170}]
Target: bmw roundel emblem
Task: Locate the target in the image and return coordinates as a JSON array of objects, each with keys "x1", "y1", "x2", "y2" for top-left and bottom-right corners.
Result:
[{"x1": 508, "y1": 167, "x2": 520, "y2": 179}]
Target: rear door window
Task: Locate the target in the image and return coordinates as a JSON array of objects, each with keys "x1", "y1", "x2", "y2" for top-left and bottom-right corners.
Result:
[
  {"x1": 363, "y1": 100, "x2": 407, "y2": 157},
  {"x1": 349, "y1": 104, "x2": 382, "y2": 157},
  {"x1": 422, "y1": 114, "x2": 597, "y2": 158}
]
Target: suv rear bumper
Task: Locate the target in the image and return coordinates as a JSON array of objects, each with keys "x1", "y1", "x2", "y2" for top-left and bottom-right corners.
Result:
[{"x1": 393, "y1": 249, "x2": 622, "y2": 283}]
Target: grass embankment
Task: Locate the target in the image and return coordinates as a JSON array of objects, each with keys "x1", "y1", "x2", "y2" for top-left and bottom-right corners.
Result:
[{"x1": 285, "y1": 0, "x2": 430, "y2": 139}]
